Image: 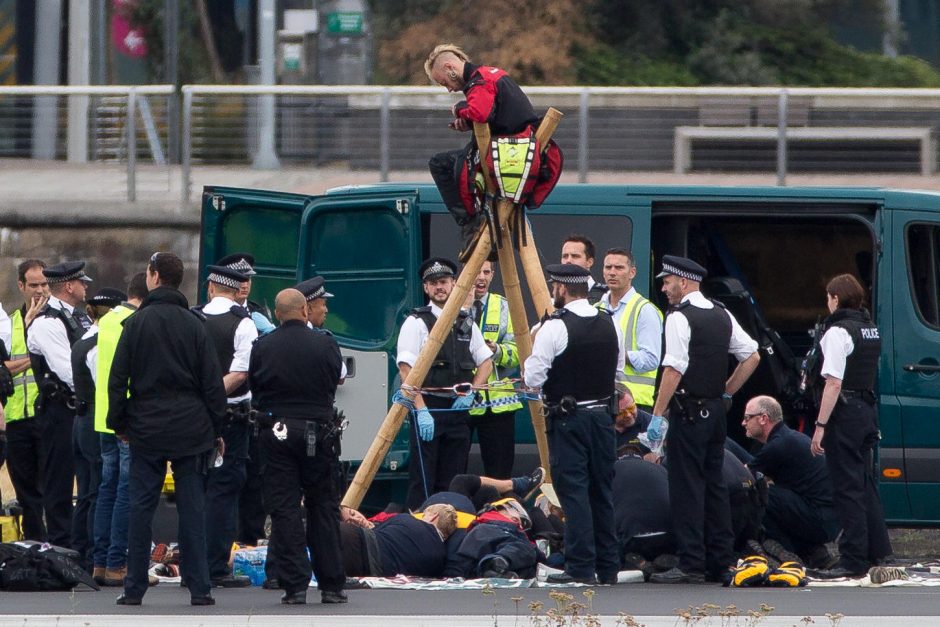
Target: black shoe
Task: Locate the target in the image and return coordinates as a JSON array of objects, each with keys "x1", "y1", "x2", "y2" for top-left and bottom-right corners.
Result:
[
  {"x1": 762, "y1": 539, "x2": 802, "y2": 566},
  {"x1": 479, "y1": 555, "x2": 510, "y2": 578},
  {"x1": 545, "y1": 572, "x2": 597, "y2": 585},
  {"x1": 281, "y1": 590, "x2": 307, "y2": 605},
  {"x1": 511, "y1": 467, "x2": 545, "y2": 500},
  {"x1": 652, "y1": 554, "x2": 679, "y2": 572},
  {"x1": 596, "y1": 573, "x2": 619, "y2": 585},
  {"x1": 190, "y1": 595, "x2": 216, "y2": 606},
  {"x1": 804, "y1": 544, "x2": 840, "y2": 570},
  {"x1": 321, "y1": 589, "x2": 348, "y2": 604},
  {"x1": 345, "y1": 577, "x2": 368, "y2": 590},
  {"x1": 115, "y1": 594, "x2": 142, "y2": 606},
  {"x1": 457, "y1": 214, "x2": 486, "y2": 263},
  {"x1": 809, "y1": 566, "x2": 868, "y2": 580},
  {"x1": 212, "y1": 574, "x2": 251, "y2": 588},
  {"x1": 649, "y1": 567, "x2": 705, "y2": 584},
  {"x1": 262, "y1": 577, "x2": 280, "y2": 590}
]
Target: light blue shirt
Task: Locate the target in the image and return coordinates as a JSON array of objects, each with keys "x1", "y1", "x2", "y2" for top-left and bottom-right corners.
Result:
[{"x1": 599, "y1": 287, "x2": 663, "y2": 374}]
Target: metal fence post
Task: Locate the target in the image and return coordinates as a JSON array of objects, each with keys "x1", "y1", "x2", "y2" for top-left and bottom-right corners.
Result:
[
  {"x1": 380, "y1": 88, "x2": 390, "y2": 182},
  {"x1": 126, "y1": 88, "x2": 137, "y2": 202},
  {"x1": 181, "y1": 87, "x2": 193, "y2": 208},
  {"x1": 777, "y1": 89, "x2": 788, "y2": 187},
  {"x1": 579, "y1": 88, "x2": 589, "y2": 183}
]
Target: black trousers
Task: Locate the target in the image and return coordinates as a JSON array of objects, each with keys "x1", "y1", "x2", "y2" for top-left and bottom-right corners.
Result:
[
  {"x1": 470, "y1": 409, "x2": 516, "y2": 479},
  {"x1": 547, "y1": 407, "x2": 619, "y2": 581},
  {"x1": 763, "y1": 486, "x2": 840, "y2": 555},
  {"x1": 5, "y1": 418, "x2": 47, "y2": 540},
  {"x1": 237, "y1": 425, "x2": 267, "y2": 545},
  {"x1": 71, "y1": 413, "x2": 101, "y2": 569},
  {"x1": 261, "y1": 418, "x2": 344, "y2": 595},
  {"x1": 38, "y1": 398, "x2": 75, "y2": 548},
  {"x1": 666, "y1": 399, "x2": 735, "y2": 577},
  {"x1": 406, "y1": 400, "x2": 471, "y2": 511},
  {"x1": 822, "y1": 398, "x2": 893, "y2": 571},
  {"x1": 428, "y1": 148, "x2": 469, "y2": 221},
  {"x1": 206, "y1": 418, "x2": 249, "y2": 578}
]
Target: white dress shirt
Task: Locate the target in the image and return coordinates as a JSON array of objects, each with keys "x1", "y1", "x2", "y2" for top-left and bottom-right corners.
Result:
[
  {"x1": 661, "y1": 291, "x2": 758, "y2": 375},
  {"x1": 523, "y1": 298, "x2": 626, "y2": 389},
  {"x1": 83, "y1": 324, "x2": 99, "y2": 385},
  {"x1": 819, "y1": 326, "x2": 853, "y2": 380},
  {"x1": 26, "y1": 295, "x2": 77, "y2": 390},
  {"x1": 203, "y1": 296, "x2": 258, "y2": 403},
  {"x1": 396, "y1": 302, "x2": 493, "y2": 368},
  {"x1": 598, "y1": 287, "x2": 663, "y2": 373},
  {"x1": 0, "y1": 303, "x2": 11, "y2": 356}
]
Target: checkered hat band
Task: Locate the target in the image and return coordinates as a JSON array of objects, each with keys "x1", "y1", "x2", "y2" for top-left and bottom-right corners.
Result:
[
  {"x1": 48, "y1": 271, "x2": 85, "y2": 284},
  {"x1": 305, "y1": 287, "x2": 325, "y2": 301},
  {"x1": 662, "y1": 263, "x2": 702, "y2": 281},
  {"x1": 550, "y1": 275, "x2": 590, "y2": 284},
  {"x1": 208, "y1": 272, "x2": 241, "y2": 289},
  {"x1": 226, "y1": 260, "x2": 254, "y2": 273},
  {"x1": 422, "y1": 261, "x2": 451, "y2": 281}
]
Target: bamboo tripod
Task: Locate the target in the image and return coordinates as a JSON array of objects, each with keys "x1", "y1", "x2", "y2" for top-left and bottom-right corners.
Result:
[{"x1": 342, "y1": 109, "x2": 564, "y2": 510}]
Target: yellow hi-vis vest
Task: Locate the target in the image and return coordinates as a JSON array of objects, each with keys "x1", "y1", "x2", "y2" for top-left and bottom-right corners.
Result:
[
  {"x1": 598, "y1": 291, "x2": 663, "y2": 407},
  {"x1": 95, "y1": 304, "x2": 135, "y2": 434},
  {"x1": 6, "y1": 309, "x2": 39, "y2": 422},
  {"x1": 470, "y1": 293, "x2": 523, "y2": 415}
]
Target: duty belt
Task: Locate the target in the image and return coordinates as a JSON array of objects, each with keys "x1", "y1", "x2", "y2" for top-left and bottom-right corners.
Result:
[
  {"x1": 225, "y1": 400, "x2": 253, "y2": 423},
  {"x1": 840, "y1": 389, "x2": 877, "y2": 404},
  {"x1": 546, "y1": 395, "x2": 614, "y2": 416}
]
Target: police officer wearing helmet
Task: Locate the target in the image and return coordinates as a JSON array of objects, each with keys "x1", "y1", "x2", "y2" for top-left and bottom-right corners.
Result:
[
  {"x1": 648, "y1": 255, "x2": 760, "y2": 584},
  {"x1": 523, "y1": 263, "x2": 624, "y2": 585},
  {"x1": 248, "y1": 288, "x2": 347, "y2": 605},
  {"x1": 27, "y1": 260, "x2": 94, "y2": 548},
  {"x1": 200, "y1": 264, "x2": 258, "y2": 587},
  {"x1": 810, "y1": 274, "x2": 892, "y2": 578},
  {"x1": 396, "y1": 258, "x2": 493, "y2": 511}
]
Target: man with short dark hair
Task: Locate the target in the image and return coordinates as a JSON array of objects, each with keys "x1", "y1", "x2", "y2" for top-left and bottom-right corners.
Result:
[
  {"x1": 108, "y1": 252, "x2": 226, "y2": 606},
  {"x1": 560, "y1": 235, "x2": 606, "y2": 304}
]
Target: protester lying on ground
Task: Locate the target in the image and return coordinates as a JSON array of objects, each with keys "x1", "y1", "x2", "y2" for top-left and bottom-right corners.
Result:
[{"x1": 444, "y1": 497, "x2": 539, "y2": 579}]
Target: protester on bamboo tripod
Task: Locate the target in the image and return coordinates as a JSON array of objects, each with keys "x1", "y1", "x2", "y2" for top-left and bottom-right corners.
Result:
[
  {"x1": 396, "y1": 257, "x2": 493, "y2": 511},
  {"x1": 523, "y1": 263, "x2": 625, "y2": 585},
  {"x1": 598, "y1": 248, "x2": 663, "y2": 412},
  {"x1": 425, "y1": 43, "x2": 538, "y2": 259},
  {"x1": 648, "y1": 255, "x2": 759, "y2": 585},
  {"x1": 464, "y1": 260, "x2": 522, "y2": 478},
  {"x1": 810, "y1": 274, "x2": 892, "y2": 579}
]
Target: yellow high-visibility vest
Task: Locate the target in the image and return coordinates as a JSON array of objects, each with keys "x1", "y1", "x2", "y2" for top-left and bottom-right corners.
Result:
[
  {"x1": 5, "y1": 309, "x2": 38, "y2": 422},
  {"x1": 94, "y1": 304, "x2": 135, "y2": 433},
  {"x1": 470, "y1": 293, "x2": 523, "y2": 415},
  {"x1": 598, "y1": 291, "x2": 663, "y2": 407}
]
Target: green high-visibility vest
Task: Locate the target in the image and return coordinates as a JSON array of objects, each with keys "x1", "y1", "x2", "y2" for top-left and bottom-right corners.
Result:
[
  {"x1": 470, "y1": 293, "x2": 523, "y2": 415},
  {"x1": 5, "y1": 309, "x2": 39, "y2": 422},
  {"x1": 94, "y1": 304, "x2": 135, "y2": 434},
  {"x1": 598, "y1": 291, "x2": 663, "y2": 407}
]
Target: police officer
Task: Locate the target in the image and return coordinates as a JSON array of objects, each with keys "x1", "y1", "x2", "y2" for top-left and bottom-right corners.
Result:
[
  {"x1": 648, "y1": 255, "x2": 760, "y2": 584},
  {"x1": 70, "y1": 287, "x2": 125, "y2": 570},
  {"x1": 200, "y1": 264, "x2": 258, "y2": 587},
  {"x1": 598, "y1": 248, "x2": 663, "y2": 413},
  {"x1": 464, "y1": 260, "x2": 522, "y2": 478},
  {"x1": 523, "y1": 263, "x2": 623, "y2": 585},
  {"x1": 248, "y1": 288, "x2": 347, "y2": 605},
  {"x1": 27, "y1": 260, "x2": 94, "y2": 548},
  {"x1": 560, "y1": 235, "x2": 606, "y2": 304},
  {"x1": 217, "y1": 252, "x2": 276, "y2": 336},
  {"x1": 295, "y1": 276, "x2": 348, "y2": 381},
  {"x1": 397, "y1": 258, "x2": 493, "y2": 511},
  {"x1": 3, "y1": 259, "x2": 49, "y2": 540},
  {"x1": 810, "y1": 274, "x2": 892, "y2": 578}
]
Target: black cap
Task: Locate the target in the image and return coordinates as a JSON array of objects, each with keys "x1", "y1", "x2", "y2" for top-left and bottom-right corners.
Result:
[
  {"x1": 419, "y1": 257, "x2": 457, "y2": 282},
  {"x1": 544, "y1": 263, "x2": 591, "y2": 284},
  {"x1": 43, "y1": 261, "x2": 93, "y2": 284},
  {"x1": 656, "y1": 255, "x2": 707, "y2": 282},
  {"x1": 88, "y1": 287, "x2": 127, "y2": 308},
  {"x1": 206, "y1": 265, "x2": 250, "y2": 290},
  {"x1": 216, "y1": 252, "x2": 257, "y2": 276},
  {"x1": 295, "y1": 276, "x2": 334, "y2": 301}
]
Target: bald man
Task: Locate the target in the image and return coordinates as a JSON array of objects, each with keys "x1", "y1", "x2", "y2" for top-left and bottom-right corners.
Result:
[{"x1": 248, "y1": 288, "x2": 347, "y2": 605}]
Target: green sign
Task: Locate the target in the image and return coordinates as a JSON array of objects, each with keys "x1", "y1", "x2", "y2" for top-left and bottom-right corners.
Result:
[{"x1": 326, "y1": 12, "x2": 363, "y2": 35}]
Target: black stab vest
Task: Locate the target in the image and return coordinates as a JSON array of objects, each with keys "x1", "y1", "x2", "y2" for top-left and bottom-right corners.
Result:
[
  {"x1": 29, "y1": 305, "x2": 85, "y2": 391},
  {"x1": 203, "y1": 305, "x2": 251, "y2": 399},
  {"x1": 411, "y1": 307, "x2": 476, "y2": 392},
  {"x1": 542, "y1": 309, "x2": 619, "y2": 403},
  {"x1": 825, "y1": 308, "x2": 881, "y2": 391},
  {"x1": 673, "y1": 301, "x2": 732, "y2": 399},
  {"x1": 71, "y1": 333, "x2": 98, "y2": 412}
]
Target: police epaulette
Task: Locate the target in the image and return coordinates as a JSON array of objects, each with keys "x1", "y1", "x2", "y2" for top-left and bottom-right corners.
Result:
[
  {"x1": 247, "y1": 300, "x2": 268, "y2": 315},
  {"x1": 311, "y1": 327, "x2": 334, "y2": 336},
  {"x1": 229, "y1": 305, "x2": 251, "y2": 319},
  {"x1": 709, "y1": 298, "x2": 727, "y2": 309},
  {"x1": 252, "y1": 330, "x2": 272, "y2": 344},
  {"x1": 411, "y1": 305, "x2": 433, "y2": 315},
  {"x1": 189, "y1": 307, "x2": 207, "y2": 322},
  {"x1": 672, "y1": 301, "x2": 692, "y2": 312},
  {"x1": 547, "y1": 308, "x2": 568, "y2": 320}
]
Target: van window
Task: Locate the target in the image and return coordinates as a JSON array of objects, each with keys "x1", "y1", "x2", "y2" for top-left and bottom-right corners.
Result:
[{"x1": 906, "y1": 223, "x2": 940, "y2": 329}]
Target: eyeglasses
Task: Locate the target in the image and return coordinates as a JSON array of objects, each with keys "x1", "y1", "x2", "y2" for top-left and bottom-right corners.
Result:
[{"x1": 743, "y1": 412, "x2": 765, "y2": 422}]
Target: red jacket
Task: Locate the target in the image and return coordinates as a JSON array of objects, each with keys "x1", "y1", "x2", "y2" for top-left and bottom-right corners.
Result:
[{"x1": 454, "y1": 63, "x2": 538, "y2": 136}]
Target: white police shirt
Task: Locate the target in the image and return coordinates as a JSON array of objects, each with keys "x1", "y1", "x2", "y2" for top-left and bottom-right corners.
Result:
[
  {"x1": 819, "y1": 326, "x2": 854, "y2": 381},
  {"x1": 396, "y1": 302, "x2": 493, "y2": 368},
  {"x1": 26, "y1": 295, "x2": 77, "y2": 390},
  {"x1": 203, "y1": 296, "x2": 258, "y2": 404},
  {"x1": 0, "y1": 303, "x2": 11, "y2": 356},
  {"x1": 523, "y1": 298, "x2": 626, "y2": 390},
  {"x1": 661, "y1": 290, "x2": 758, "y2": 375},
  {"x1": 83, "y1": 325, "x2": 99, "y2": 385}
]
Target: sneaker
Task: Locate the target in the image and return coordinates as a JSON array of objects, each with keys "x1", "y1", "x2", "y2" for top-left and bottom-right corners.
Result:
[
  {"x1": 511, "y1": 467, "x2": 545, "y2": 500},
  {"x1": 868, "y1": 566, "x2": 909, "y2": 584},
  {"x1": 151, "y1": 543, "x2": 169, "y2": 563},
  {"x1": 479, "y1": 556, "x2": 511, "y2": 578}
]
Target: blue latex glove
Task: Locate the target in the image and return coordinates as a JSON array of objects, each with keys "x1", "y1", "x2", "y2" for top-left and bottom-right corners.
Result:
[
  {"x1": 647, "y1": 415, "x2": 665, "y2": 442},
  {"x1": 251, "y1": 311, "x2": 276, "y2": 335},
  {"x1": 415, "y1": 408, "x2": 435, "y2": 441},
  {"x1": 451, "y1": 393, "x2": 476, "y2": 411}
]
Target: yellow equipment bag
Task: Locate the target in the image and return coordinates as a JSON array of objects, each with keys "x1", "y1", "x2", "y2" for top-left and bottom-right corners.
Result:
[
  {"x1": 730, "y1": 555, "x2": 770, "y2": 587},
  {"x1": 0, "y1": 515, "x2": 23, "y2": 542},
  {"x1": 766, "y1": 561, "x2": 807, "y2": 587}
]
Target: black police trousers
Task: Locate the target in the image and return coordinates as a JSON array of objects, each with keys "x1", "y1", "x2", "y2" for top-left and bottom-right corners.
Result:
[
  {"x1": 261, "y1": 418, "x2": 344, "y2": 595},
  {"x1": 237, "y1": 425, "x2": 267, "y2": 545},
  {"x1": 406, "y1": 398, "x2": 471, "y2": 511},
  {"x1": 763, "y1": 487, "x2": 840, "y2": 556},
  {"x1": 666, "y1": 399, "x2": 735, "y2": 577},
  {"x1": 547, "y1": 407, "x2": 619, "y2": 581},
  {"x1": 470, "y1": 409, "x2": 516, "y2": 479},
  {"x1": 38, "y1": 398, "x2": 75, "y2": 548},
  {"x1": 822, "y1": 398, "x2": 892, "y2": 572},
  {"x1": 71, "y1": 413, "x2": 101, "y2": 569},
  {"x1": 5, "y1": 417, "x2": 47, "y2": 540},
  {"x1": 205, "y1": 417, "x2": 249, "y2": 579}
]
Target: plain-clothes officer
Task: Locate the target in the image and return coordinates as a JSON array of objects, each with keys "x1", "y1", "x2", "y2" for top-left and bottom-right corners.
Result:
[
  {"x1": 523, "y1": 263, "x2": 623, "y2": 585},
  {"x1": 248, "y1": 288, "x2": 347, "y2": 605},
  {"x1": 70, "y1": 287, "x2": 124, "y2": 570},
  {"x1": 3, "y1": 259, "x2": 49, "y2": 540},
  {"x1": 598, "y1": 248, "x2": 663, "y2": 412},
  {"x1": 560, "y1": 235, "x2": 606, "y2": 304},
  {"x1": 465, "y1": 260, "x2": 522, "y2": 478},
  {"x1": 397, "y1": 258, "x2": 493, "y2": 510},
  {"x1": 200, "y1": 264, "x2": 258, "y2": 588},
  {"x1": 810, "y1": 274, "x2": 892, "y2": 578},
  {"x1": 107, "y1": 252, "x2": 227, "y2": 606},
  {"x1": 649, "y1": 255, "x2": 759, "y2": 585},
  {"x1": 742, "y1": 395, "x2": 839, "y2": 560},
  {"x1": 27, "y1": 260, "x2": 93, "y2": 548}
]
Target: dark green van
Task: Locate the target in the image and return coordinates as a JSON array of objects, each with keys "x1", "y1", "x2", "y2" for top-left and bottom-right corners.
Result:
[{"x1": 200, "y1": 183, "x2": 940, "y2": 523}]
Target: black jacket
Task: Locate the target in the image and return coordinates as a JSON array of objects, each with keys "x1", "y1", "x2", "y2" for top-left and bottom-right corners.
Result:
[{"x1": 106, "y1": 286, "x2": 227, "y2": 457}]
